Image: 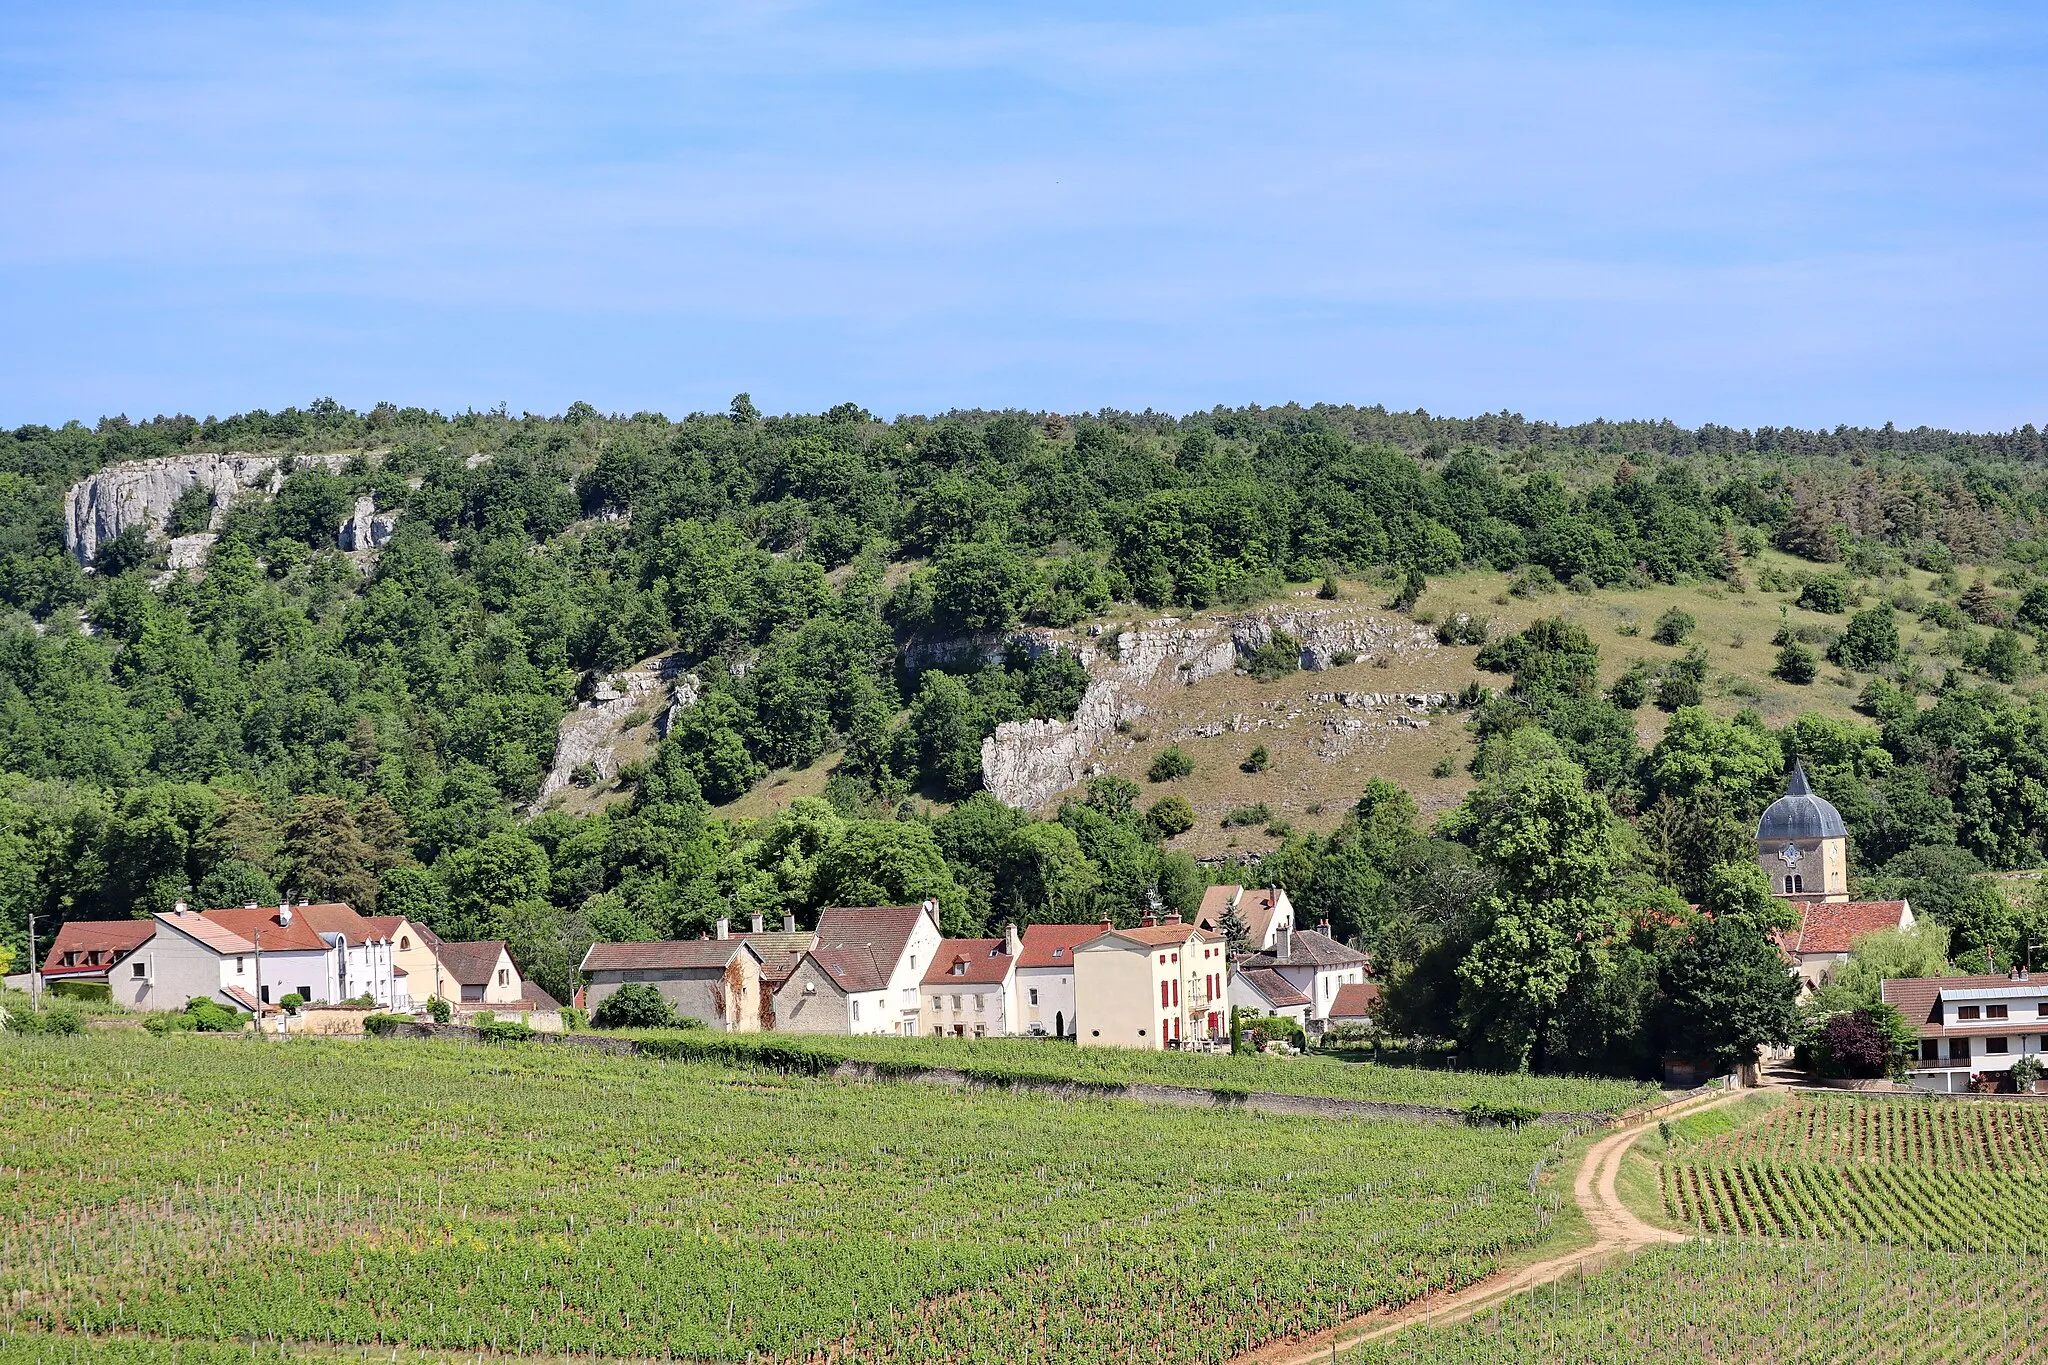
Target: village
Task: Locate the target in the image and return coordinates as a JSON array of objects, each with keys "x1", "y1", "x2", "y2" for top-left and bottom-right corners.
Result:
[{"x1": 15, "y1": 767, "x2": 2032, "y2": 1097}]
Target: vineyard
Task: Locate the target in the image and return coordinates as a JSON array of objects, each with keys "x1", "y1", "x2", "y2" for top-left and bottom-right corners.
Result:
[
  {"x1": 1350, "y1": 1236, "x2": 2048, "y2": 1363},
  {"x1": 622, "y1": 1029, "x2": 1658, "y2": 1116},
  {"x1": 0, "y1": 1032, "x2": 1576, "y2": 1365},
  {"x1": 1660, "y1": 1096, "x2": 2048, "y2": 1248}
]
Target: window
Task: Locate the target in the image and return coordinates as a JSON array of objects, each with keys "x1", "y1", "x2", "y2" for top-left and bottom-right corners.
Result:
[
  {"x1": 132, "y1": 960, "x2": 147, "y2": 979},
  {"x1": 1171, "y1": 978, "x2": 1180, "y2": 1006},
  {"x1": 1989, "y1": 1004, "x2": 2009, "y2": 1019},
  {"x1": 1920, "y1": 1038, "x2": 1940, "y2": 1062},
  {"x1": 1958, "y1": 1005, "x2": 1982, "y2": 1021},
  {"x1": 1792, "y1": 875, "x2": 1804, "y2": 893},
  {"x1": 1160, "y1": 981, "x2": 1171, "y2": 1008},
  {"x1": 400, "y1": 936, "x2": 411, "y2": 950},
  {"x1": 497, "y1": 968, "x2": 509, "y2": 987},
  {"x1": 951, "y1": 994, "x2": 962, "y2": 1011},
  {"x1": 1783, "y1": 876, "x2": 1794, "y2": 894},
  {"x1": 851, "y1": 1000, "x2": 860, "y2": 1021},
  {"x1": 1989, "y1": 1037, "x2": 2010, "y2": 1054},
  {"x1": 236, "y1": 956, "x2": 246, "y2": 975},
  {"x1": 1051, "y1": 947, "x2": 1065, "y2": 958},
  {"x1": 974, "y1": 994, "x2": 985, "y2": 1012},
  {"x1": 932, "y1": 995, "x2": 943, "y2": 1011},
  {"x1": 1029, "y1": 987, "x2": 1039, "y2": 1006},
  {"x1": 1171, "y1": 952, "x2": 1178, "y2": 963},
  {"x1": 973, "y1": 1025, "x2": 986, "y2": 1038},
  {"x1": 1951, "y1": 1037, "x2": 1971, "y2": 1062}
]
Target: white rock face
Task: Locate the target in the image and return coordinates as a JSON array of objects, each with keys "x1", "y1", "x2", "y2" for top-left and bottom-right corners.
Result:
[
  {"x1": 165, "y1": 534, "x2": 218, "y2": 571},
  {"x1": 531, "y1": 655, "x2": 692, "y2": 810},
  {"x1": 63, "y1": 452, "x2": 361, "y2": 563},
  {"x1": 979, "y1": 608, "x2": 1439, "y2": 811},
  {"x1": 338, "y1": 496, "x2": 398, "y2": 551}
]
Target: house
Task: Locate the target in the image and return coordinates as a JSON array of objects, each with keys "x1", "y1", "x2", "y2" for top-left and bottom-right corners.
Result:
[
  {"x1": 1017, "y1": 922, "x2": 1101, "y2": 1039},
  {"x1": 773, "y1": 946, "x2": 890, "y2": 1034},
  {"x1": 294, "y1": 903, "x2": 406, "y2": 1010},
  {"x1": 738, "y1": 911, "x2": 820, "y2": 997},
  {"x1": 1327, "y1": 981, "x2": 1381, "y2": 1030},
  {"x1": 1233, "y1": 966, "x2": 1312, "y2": 1031},
  {"x1": 1195, "y1": 885, "x2": 1294, "y2": 953},
  {"x1": 39, "y1": 919, "x2": 156, "y2": 998},
  {"x1": 432, "y1": 940, "x2": 533, "y2": 1007},
  {"x1": 1073, "y1": 912, "x2": 1230, "y2": 1050},
  {"x1": 116, "y1": 904, "x2": 339, "y2": 1014},
  {"x1": 1772, "y1": 898, "x2": 1915, "y2": 990},
  {"x1": 1883, "y1": 971, "x2": 2048, "y2": 1093},
  {"x1": 359, "y1": 915, "x2": 442, "y2": 1005},
  {"x1": 813, "y1": 901, "x2": 945, "y2": 1037},
  {"x1": 922, "y1": 926, "x2": 1021, "y2": 1038},
  {"x1": 1231, "y1": 920, "x2": 1369, "y2": 1034},
  {"x1": 580, "y1": 931, "x2": 767, "y2": 1031}
]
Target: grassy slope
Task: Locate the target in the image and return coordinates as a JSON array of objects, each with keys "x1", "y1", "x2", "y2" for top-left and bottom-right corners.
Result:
[{"x1": 705, "y1": 549, "x2": 2020, "y2": 854}]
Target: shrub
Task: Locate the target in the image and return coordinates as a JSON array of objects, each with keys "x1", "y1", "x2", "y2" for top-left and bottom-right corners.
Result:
[
  {"x1": 561, "y1": 1007, "x2": 588, "y2": 1032},
  {"x1": 1507, "y1": 565, "x2": 1557, "y2": 598},
  {"x1": 279, "y1": 992, "x2": 306, "y2": 1015},
  {"x1": 1146, "y1": 796, "x2": 1196, "y2": 838},
  {"x1": 1435, "y1": 612, "x2": 1488, "y2": 646},
  {"x1": 1831, "y1": 605, "x2": 1901, "y2": 670},
  {"x1": 1388, "y1": 566, "x2": 1426, "y2": 613},
  {"x1": 1147, "y1": 745, "x2": 1195, "y2": 782},
  {"x1": 1775, "y1": 640, "x2": 1818, "y2": 684},
  {"x1": 1606, "y1": 663, "x2": 1653, "y2": 710},
  {"x1": 426, "y1": 996, "x2": 452, "y2": 1024},
  {"x1": 1463, "y1": 1101, "x2": 1541, "y2": 1128},
  {"x1": 2010, "y1": 1055, "x2": 2046, "y2": 1093},
  {"x1": 1651, "y1": 607, "x2": 1696, "y2": 645},
  {"x1": 1244, "y1": 632, "x2": 1302, "y2": 681},
  {"x1": 1330, "y1": 648, "x2": 1358, "y2": 666},
  {"x1": 1799, "y1": 576, "x2": 1851, "y2": 614},
  {"x1": 478, "y1": 1018, "x2": 536, "y2": 1044},
  {"x1": 472, "y1": 1010, "x2": 496, "y2": 1026},
  {"x1": 592, "y1": 982, "x2": 677, "y2": 1030},
  {"x1": 363, "y1": 1013, "x2": 410, "y2": 1036},
  {"x1": 33, "y1": 1003, "x2": 84, "y2": 1036},
  {"x1": 1317, "y1": 574, "x2": 1340, "y2": 600},
  {"x1": 1431, "y1": 754, "x2": 1456, "y2": 778},
  {"x1": 1655, "y1": 649, "x2": 1709, "y2": 710},
  {"x1": 1240, "y1": 745, "x2": 1270, "y2": 774},
  {"x1": 1222, "y1": 803, "x2": 1273, "y2": 828}
]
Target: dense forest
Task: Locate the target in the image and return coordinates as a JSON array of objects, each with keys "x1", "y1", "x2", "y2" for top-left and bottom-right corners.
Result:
[{"x1": 4, "y1": 396, "x2": 2048, "y2": 1072}]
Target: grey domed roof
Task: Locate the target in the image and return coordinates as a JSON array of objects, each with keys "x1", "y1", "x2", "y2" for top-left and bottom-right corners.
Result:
[{"x1": 1756, "y1": 764, "x2": 1847, "y2": 842}]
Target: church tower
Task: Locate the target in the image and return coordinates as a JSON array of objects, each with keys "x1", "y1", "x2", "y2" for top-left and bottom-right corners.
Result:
[{"x1": 1755, "y1": 763, "x2": 1849, "y2": 903}]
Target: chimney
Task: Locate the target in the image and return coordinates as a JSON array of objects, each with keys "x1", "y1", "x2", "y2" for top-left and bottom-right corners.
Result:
[
  {"x1": 278, "y1": 903, "x2": 293, "y2": 928},
  {"x1": 783, "y1": 912, "x2": 796, "y2": 933},
  {"x1": 243, "y1": 902, "x2": 257, "y2": 910},
  {"x1": 1099, "y1": 918, "x2": 1112, "y2": 931},
  {"x1": 1275, "y1": 923, "x2": 1291, "y2": 960},
  {"x1": 173, "y1": 899, "x2": 188, "y2": 914},
  {"x1": 750, "y1": 912, "x2": 765, "y2": 934},
  {"x1": 715, "y1": 917, "x2": 730, "y2": 940},
  {"x1": 1140, "y1": 910, "x2": 1158, "y2": 928},
  {"x1": 1005, "y1": 921, "x2": 1021, "y2": 956},
  {"x1": 1163, "y1": 910, "x2": 1182, "y2": 925},
  {"x1": 1318, "y1": 918, "x2": 1332, "y2": 936}
]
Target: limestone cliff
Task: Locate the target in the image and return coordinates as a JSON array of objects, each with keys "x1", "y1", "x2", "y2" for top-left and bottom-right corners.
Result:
[
  {"x1": 63, "y1": 452, "x2": 364, "y2": 563},
  {"x1": 531, "y1": 655, "x2": 696, "y2": 812},
  {"x1": 979, "y1": 607, "x2": 1437, "y2": 811}
]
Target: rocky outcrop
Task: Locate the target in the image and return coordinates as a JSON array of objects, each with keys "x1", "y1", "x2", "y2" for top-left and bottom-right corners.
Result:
[
  {"x1": 338, "y1": 496, "x2": 398, "y2": 552},
  {"x1": 980, "y1": 609, "x2": 1438, "y2": 811},
  {"x1": 63, "y1": 452, "x2": 362, "y2": 563},
  {"x1": 531, "y1": 655, "x2": 692, "y2": 810}
]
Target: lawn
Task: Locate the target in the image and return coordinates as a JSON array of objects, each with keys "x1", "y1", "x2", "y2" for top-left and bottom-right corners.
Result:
[{"x1": 0, "y1": 1031, "x2": 1576, "y2": 1365}]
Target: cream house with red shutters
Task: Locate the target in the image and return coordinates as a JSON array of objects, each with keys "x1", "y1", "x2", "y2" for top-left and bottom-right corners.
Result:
[{"x1": 1073, "y1": 912, "x2": 1230, "y2": 1050}]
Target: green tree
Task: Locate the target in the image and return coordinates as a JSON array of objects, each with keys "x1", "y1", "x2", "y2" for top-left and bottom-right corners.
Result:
[
  {"x1": 1146, "y1": 796, "x2": 1196, "y2": 838},
  {"x1": 808, "y1": 820, "x2": 968, "y2": 932},
  {"x1": 281, "y1": 795, "x2": 378, "y2": 910},
  {"x1": 903, "y1": 671, "x2": 985, "y2": 799},
  {"x1": 1644, "y1": 707, "x2": 1784, "y2": 819},
  {"x1": 1651, "y1": 607, "x2": 1695, "y2": 645},
  {"x1": 437, "y1": 830, "x2": 551, "y2": 941},
  {"x1": 1833, "y1": 606, "x2": 1901, "y2": 670},
  {"x1": 1147, "y1": 745, "x2": 1194, "y2": 782},
  {"x1": 1443, "y1": 732, "x2": 1630, "y2": 1070},
  {"x1": 1808, "y1": 921, "x2": 1953, "y2": 1014},
  {"x1": 1775, "y1": 640, "x2": 1818, "y2": 684},
  {"x1": 1000, "y1": 822, "x2": 1100, "y2": 924}
]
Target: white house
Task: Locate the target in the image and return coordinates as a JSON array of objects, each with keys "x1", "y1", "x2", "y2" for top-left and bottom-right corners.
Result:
[
  {"x1": 1074, "y1": 912, "x2": 1230, "y2": 1050},
  {"x1": 1230, "y1": 920, "x2": 1369, "y2": 1035},
  {"x1": 1233, "y1": 966, "x2": 1312, "y2": 1031},
  {"x1": 1884, "y1": 972, "x2": 2048, "y2": 1093},
  {"x1": 922, "y1": 927, "x2": 1021, "y2": 1038},
  {"x1": 813, "y1": 902, "x2": 945, "y2": 1037},
  {"x1": 1196, "y1": 885, "x2": 1294, "y2": 952},
  {"x1": 117, "y1": 904, "x2": 341, "y2": 1014},
  {"x1": 1017, "y1": 922, "x2": 1100, "y2": 1040},
  {"x1": 297, "y1": 903, "x2": 406, "y2": 1009}
]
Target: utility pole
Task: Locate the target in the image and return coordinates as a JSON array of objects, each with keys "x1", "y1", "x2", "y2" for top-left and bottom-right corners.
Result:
[
  {"x1": 25, "y1": 904, "x2": 38, "y2": 1012},
  {"x1": 252, "y1": 925, "x2": 264, "y2": 1037}
]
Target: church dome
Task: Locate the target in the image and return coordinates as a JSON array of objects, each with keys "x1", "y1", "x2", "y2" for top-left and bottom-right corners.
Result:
[{"x1": 1756, "y1": 763, "x2": 1847, "y2": 842}]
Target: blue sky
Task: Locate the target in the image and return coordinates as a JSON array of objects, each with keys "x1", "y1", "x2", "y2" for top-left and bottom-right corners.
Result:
[{"x1": 2, "y1": 2, "x2": 2044, "y2": 430}]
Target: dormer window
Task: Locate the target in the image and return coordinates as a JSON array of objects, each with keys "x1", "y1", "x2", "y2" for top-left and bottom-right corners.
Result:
[
  {"x1": 1052, "y1": 947, "x2": 1065, "y2": 958},
  {"x1": 1958, "y1": 1005, "x2": 1981, "y2": 1021},
  {"x1": 1989, "y1": 1004, "x2": 2009, "y2": 1019}
]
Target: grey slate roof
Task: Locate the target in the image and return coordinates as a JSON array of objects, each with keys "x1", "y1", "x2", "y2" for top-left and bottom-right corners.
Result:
[
  {"x1": 1756, "y1": 763, "x2": 1848, "y2": 841},
  {"x1": 1238, "y1": 928, "x2": 1368, "y2": 971}
]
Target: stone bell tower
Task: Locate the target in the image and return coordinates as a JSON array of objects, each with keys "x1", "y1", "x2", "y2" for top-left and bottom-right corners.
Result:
[{"x1": 1755, "y1": 763, "x2": 1849, "y2": 903}]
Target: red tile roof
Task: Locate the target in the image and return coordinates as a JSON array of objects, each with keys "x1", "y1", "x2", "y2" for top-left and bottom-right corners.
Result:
[
  {"x1": 1238, "y1": 967, "x2": 1310, "y2": 1009},
  {"x1": 291, "y1": 903, "x2": 383, "y2": 946},
  {"x1": 1773, "y1": 901, "x2": 1911, "y2": 956},
  {"x1": 1329, "y1": 981, "x2": 1382, "y2": 1020},
  {"x1": 802, "y1": 946, "x2": 888, "y2": 994},
  {"x1": 1018, "y1": 923, "x2": 1102, "y2": 969},
  {"x1": 200, "y1": 905, "x2": 332, "y2": 953},
  {"x1": 1195, "y1": 886, "x2": 1291, "y2": 948},
  {"x1": 43, "y1": 919, "x2": 155, "y2": 977},
  {"x1": 923, "y1": 938, "x2": 1015, "y2": 987},
  {"x1": 1093, "y1": 921, "x2": 1209, "y2": 948},
  {"x1": 814, "y1": 905, "x2": 935, "y2": 978},
  {"x1": 580, "y1": 939, "x2": 758, "y2": 973}
]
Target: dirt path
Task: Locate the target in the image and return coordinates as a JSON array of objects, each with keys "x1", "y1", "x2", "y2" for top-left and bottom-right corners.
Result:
[{"x1": 1226, "y1": 1088, "x2": 1733, "y2": 1365}]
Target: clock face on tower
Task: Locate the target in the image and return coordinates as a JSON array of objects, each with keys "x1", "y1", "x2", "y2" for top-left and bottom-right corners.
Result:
[{"x1": 1778, "y1": 843, "x2": 1802, "y2": 868}]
